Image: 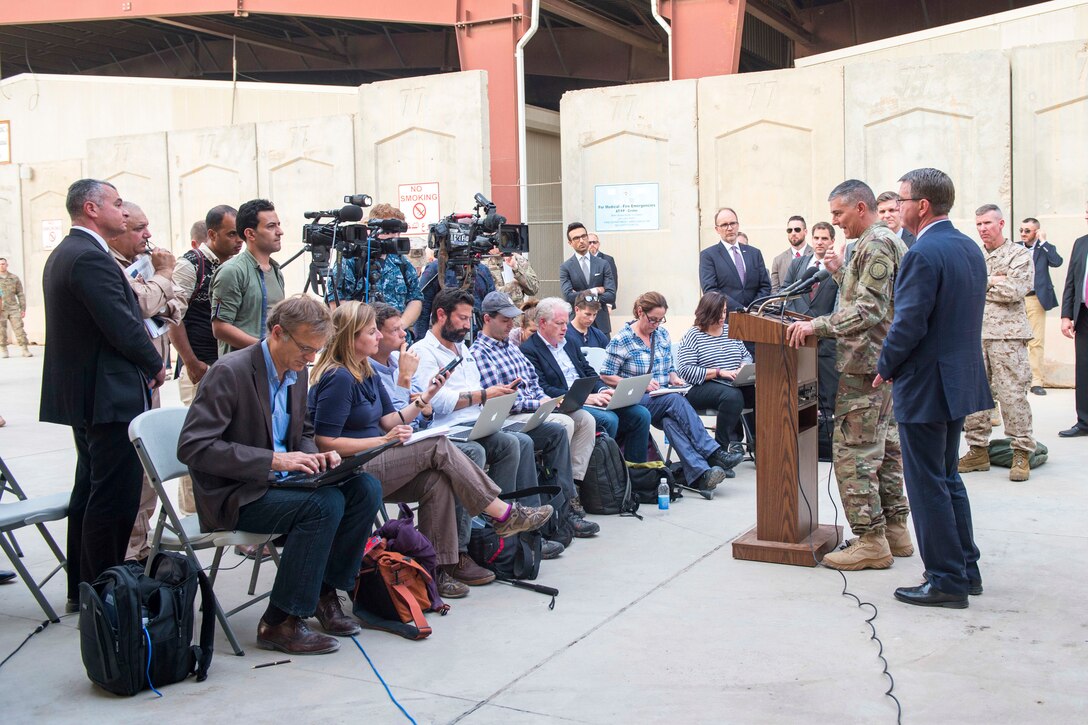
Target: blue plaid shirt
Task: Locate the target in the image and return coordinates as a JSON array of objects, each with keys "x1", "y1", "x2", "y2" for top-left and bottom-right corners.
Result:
[
  {"x1": 601, "y1": 322, "x2": 676, "y2": 386},
  {"x1": 325, "y1": 253, "x2": 422, "y2": 310},
  {"x1": 470, "y1": 333, "x2": 547, "y2": 413}
]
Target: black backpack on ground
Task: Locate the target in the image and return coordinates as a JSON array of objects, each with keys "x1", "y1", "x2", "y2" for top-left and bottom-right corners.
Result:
[
  {"x1": 627, "y1": 461, "x2": 684, "y2": 505},
  {"x1": 79, "y1": 551, "x2": 215, "y2": 696},
  {"x1": 535, "y1": 458, "x2": 575, "y2": 546},
  {"x1": 468, "y1": 485, "x2": 560, "y2": 581},
  {"x1": 580, "y1": 434, "x2": 640, "y2": 516}
]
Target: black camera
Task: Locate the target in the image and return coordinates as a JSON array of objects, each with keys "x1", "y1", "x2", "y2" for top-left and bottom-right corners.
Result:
[{"x1": 427, "y1": 193, "x2": 529, "y2": 268}]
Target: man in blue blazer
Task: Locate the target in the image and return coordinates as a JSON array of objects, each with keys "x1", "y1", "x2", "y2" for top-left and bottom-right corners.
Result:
[
  {"x1": 1017, "y1": 218, "x2": 1063, "y2": 395},
  {"x1": 520, "y1": 297, "x2": 650, "y2": 461},
  {"x1": 875, "y1": 168, "x2": 993, "y2": 609},
  {"x1": 699, "y1": 207, "x2": 772, "y2": 312},
  {"x1": 1058, "y1": 204, "x2": 1088, "y2": 437},
  {"x1": 40, "y1": 179, "x2": 166, "y2": 605}
]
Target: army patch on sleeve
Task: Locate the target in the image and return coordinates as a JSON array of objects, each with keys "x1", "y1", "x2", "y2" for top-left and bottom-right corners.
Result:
[{"x1": 869, "y1": 260, "x2": 889, "y2": 280}]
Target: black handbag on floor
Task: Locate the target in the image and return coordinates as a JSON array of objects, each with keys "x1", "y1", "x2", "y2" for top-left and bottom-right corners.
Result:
[{"x1": 79, "y1": 552, "x2": 215, "y2": 696}]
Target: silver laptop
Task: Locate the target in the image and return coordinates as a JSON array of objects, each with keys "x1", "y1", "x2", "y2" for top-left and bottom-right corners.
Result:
[
  {"x1": 503, "y1": 396, "x2": 561, "y2": 433},
  {"x1": 731, "y1": 363, "x2": 755, "y2": 386},
  {"x1": 447, "y1": 393, "x2": 517, "y2": 442},
  {"x1": 588, "y1": 373, "x2": 653, "y2": 411}
]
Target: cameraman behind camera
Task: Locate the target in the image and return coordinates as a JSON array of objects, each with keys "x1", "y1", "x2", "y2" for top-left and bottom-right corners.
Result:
[
  {"x1": 415, "y1": 241, "x2": 496, "y2": 341},
  {"x1": 325, "y1": 202, "x2": 423, "y2": 329}
]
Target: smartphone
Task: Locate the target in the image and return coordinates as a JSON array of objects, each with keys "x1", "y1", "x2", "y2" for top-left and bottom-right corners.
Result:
[
  {"x1": 509, "y1": 378, "x2": 523, "y2": 389},
  {"x1": 436, "y1": 357, "x2": 463, "y2": 378}
]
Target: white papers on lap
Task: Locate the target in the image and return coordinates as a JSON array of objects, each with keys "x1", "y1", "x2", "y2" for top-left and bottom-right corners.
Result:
[
  {"x1": 649, "y1": 386, "x2": 690, "y2": 397},
  {"x1": 405, "y1": 425, "x2": 451, "y2": 445}
]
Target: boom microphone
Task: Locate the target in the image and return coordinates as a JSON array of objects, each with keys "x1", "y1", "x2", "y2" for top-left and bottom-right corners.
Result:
[
  {"x1": 788, "y1": 268, "x2": 830, "y2": 295},
  {"x1": 778, "y1": 265, "x2": 821, "y2": 296},
  {"x1": 337, "y1": 204, "x2": 365, "y2": 222}
]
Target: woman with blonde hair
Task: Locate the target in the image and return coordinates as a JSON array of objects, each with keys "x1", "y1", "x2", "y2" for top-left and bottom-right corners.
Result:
[{"x1": 308, "y1": 302, "x2": 552, "y2": 598}]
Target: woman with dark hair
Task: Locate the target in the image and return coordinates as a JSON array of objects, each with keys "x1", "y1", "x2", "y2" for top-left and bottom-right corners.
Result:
[
  {"x1": 507, "y1": 298, "x2": 539, "y2": 345},
  {"x1": 308, "y1": 301, "x2": 552, "y2": 598},
  {"x1": 600, "y1": 292, "x2": 738, "y2": 490},
  {"x1": 677, "y1": 291, "x2": 754, "y2": 455}
]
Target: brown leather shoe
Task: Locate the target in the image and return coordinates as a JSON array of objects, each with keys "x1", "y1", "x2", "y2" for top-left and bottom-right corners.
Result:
[
  {"x1": 451, "y1": 552, "x2": 495, "y2": 586},
  {"x1": 314, "y1": 590, "x2": 361, "y2": 636},
  {"x1": 257, "y1": 616, "x2": 340, "y2": 655}
]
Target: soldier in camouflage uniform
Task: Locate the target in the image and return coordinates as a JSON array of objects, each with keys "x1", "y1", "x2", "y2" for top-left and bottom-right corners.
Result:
[
  {"x1": 959, "y1": 204, "x2": 1036, "y2": 481},
  {"x1": 0, "y1": 257, "x2": 31, "y2": 358},
  {"x1": 787, "y1": 180, "x2": 912, "y2": 571},
  {"x1": 484, "y1": 247, "x2": 539, "y2": 306}
]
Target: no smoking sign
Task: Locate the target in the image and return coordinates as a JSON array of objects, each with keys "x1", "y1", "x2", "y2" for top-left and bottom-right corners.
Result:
[{"x1": 398, "y1": 182, "x2": 440, "y2": 235}]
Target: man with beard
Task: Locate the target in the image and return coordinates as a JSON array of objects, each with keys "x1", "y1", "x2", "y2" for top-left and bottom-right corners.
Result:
[{"x1": 770, "y1": 216, "x2": 811, "y2": 291}]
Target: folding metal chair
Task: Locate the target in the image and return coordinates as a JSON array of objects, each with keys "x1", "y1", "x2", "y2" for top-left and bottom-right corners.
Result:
[
  {"x1": 0, "y1": 456, "x2": 69, "y2": 622},
  {"x1": 128, "y1": 407, "x2": 280, "y2": 656}
]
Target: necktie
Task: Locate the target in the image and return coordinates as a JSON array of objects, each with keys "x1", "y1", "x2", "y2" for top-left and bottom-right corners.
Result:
[
  {"x1": 795, "y1": 251, "x2": 801, "y2": 258},
  {"x1": 580, "y1": 255, "x2": 591, "y2": 286},
  {"x1": 731, "y1": 245, "x2": 746, "y2": 285}
]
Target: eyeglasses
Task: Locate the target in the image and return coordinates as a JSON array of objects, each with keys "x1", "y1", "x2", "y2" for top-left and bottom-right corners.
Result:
[
  {"x1": 716, "y1": 222, "x2": 739, "y2": 229},
  {"x1": 644, "y1": 315, "x2": 666, "y2": 326},
  {"x1": 786, "y1": 227, "x2": 803, "y2": 233},
  {"x1": 569, "y1": 233, "x2": 589, "y2": 242},
  {"x1": 284, "y1": 330, "x2": 324, "y2": 356}
]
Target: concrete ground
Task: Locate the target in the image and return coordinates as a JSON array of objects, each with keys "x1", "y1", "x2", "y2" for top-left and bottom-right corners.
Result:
[{"x1": 1, "y1": 351, "x2": 1085, "y2": 724}]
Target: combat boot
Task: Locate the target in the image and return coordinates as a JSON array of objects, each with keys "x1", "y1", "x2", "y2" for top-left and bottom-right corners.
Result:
[
  {"x1": 21, "y1": 346, "x2": 31, "y2": 357},
  {"x1": 1009, "y1": 450, "x2": 1030, "y2": 482},
  {"x1": 821, "y1": 530, "x2": 893, "y2": 571},
  {"x1": 958, "y1": 446, "x2": 990, "y2": 473},
  {"x1": 885, "y1": 518, "x2": 915, "y2": 557}
]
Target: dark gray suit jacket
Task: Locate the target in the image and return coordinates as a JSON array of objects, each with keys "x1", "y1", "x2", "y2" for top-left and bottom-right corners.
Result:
[
  {"x1": 593, "y1": 251, "x2": 618, "y2": 309},
  {"x1": 177, "y1": 343, "x2": 318, "y2": 532},
  {"x1": 783, "y1": 253, "x2": 839, "y2": 317},
  {"x1": 560, "y1": 253, "x2": 615, "y2": 335},
  {"x1": 1061, "y1": 235, "x2": 1088, "y2": 326},
  {"x1": 39, "y1": 229, "x2": 162, "y2": 428}
]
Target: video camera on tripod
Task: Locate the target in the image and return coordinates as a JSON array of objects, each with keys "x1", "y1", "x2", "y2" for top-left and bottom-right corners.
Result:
[{"x1": 427, "y1": 193, "x2": 529, "y2": 280}]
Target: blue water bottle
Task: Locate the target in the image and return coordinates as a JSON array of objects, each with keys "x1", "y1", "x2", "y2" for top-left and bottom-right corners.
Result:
[{"x1": 657, "y1": 476, "x2": 670, "y2": 511}]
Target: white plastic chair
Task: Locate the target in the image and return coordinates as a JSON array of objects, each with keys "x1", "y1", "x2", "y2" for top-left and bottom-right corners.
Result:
[
  {"x1": 129, "y1": 407, "x2": 280, "y2": 656},
  {"x1": 582, "y1": 346, "x2": 607, "y2": 371}
]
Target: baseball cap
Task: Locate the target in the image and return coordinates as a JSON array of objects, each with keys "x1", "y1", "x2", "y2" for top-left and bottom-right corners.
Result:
[{"x1": 481, "y1": 291, "x2": 522, "y2": 318}]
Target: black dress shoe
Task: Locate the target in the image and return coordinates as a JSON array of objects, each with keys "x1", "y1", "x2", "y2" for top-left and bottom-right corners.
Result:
[
  {"x1": 923, "y1": 571, "x2": 982, "y2": 596},
  {"x1": 1030, "y1": 386, "x2": 1046, "y2": 396},
  {"x1": 894, "y1": 581, "x2": 968, "y2": 609},
  {"x1": 1058, "y1": 426, "x2": 1088, "y2": 438}
]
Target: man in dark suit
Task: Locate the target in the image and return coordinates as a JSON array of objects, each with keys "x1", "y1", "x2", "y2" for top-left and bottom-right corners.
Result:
[
  {"x1": 560, "y1": 222, "x2": 615, "y2": 336},
  {"x1": 783, "y1": 221, "x2": 840, "y2": 417},
  {"x1": 877, "y1": 191, "x2": 916, "y2": 248},
  {"x1": 178, "y1": 295, "x2": 382, "y2": 654},
  {"x1": 699, "y1": 207, "x2": 772, "y2": 312},
  {"x1": 588, "y1": 233, "x2": 618, "y2": 318},
  {"x1": 1058, "y1": 202, "x2": 1088, "y2": 437},
  {"x1": 40, "y1": 179, "x2": 166, "y2": 608},
  {"x1": 1018, "y1": 217, "x2": 1064, "y2": 395},
  {"x1": 877, "y1": 168, "x2": 993, "y2": 609},
  {"x1": 520, "y1": 296, "x2": 651, "y2": 460}
]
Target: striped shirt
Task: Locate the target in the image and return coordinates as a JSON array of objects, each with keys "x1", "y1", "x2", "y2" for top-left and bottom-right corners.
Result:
[{"x1": 675, "y1": 326, "x2": 753, "y2": 386}]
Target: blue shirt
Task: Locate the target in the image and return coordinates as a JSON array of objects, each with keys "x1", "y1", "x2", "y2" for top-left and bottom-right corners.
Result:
[
  {"x1": 325, "y1": 253, "x2": 423, "y2": 310},
  {"x1": 260, "y1": 340, "x2": 296, "y2": 460},
  {"x1": 370, "y1": 353, "x2": 429, "y2": 429},
  {"x1": 566, "y1": 322, "x2": 610, "y2": 349},
  {"x1": 601, "y1": 322, "x2": 676, "y2": 386},
  {"x1": 307, "y1": 367, "x2": 393, "y2": 439}
]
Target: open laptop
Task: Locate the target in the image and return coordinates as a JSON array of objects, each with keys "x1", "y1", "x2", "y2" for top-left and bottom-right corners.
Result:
[
  {"x1": 587, "y1": 373, "x2": 653, "y2": 411},
  {"x1": 503, "y1": 396, "x2": 561, "y2": 433},
  {"x1": 447, "y1": 393, "x2": 517, "y2": 442},
  {"x1": 272, "y1": 439, "x2": 401, "y2": 489},
  {"x1": 557, "y1": 376, "x2": 597, "y2": 414},
  {"x1": 731, "y1": 363, "x2": 755, "y2": 386}
]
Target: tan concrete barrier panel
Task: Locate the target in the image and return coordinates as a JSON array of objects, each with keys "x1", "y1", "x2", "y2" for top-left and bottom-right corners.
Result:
[
  {"x1": 87, "y1": 132, "x2": 173, "y2": 252},
  {"x1": 844, "y1": 50, "x2": 1011, "y2": 233},
  {"x1": 561, "y1": 80, "x2": 700, "y2": 329},
  {"x1": 697, "y1": 65, "x2": 845, "y2": 255}
]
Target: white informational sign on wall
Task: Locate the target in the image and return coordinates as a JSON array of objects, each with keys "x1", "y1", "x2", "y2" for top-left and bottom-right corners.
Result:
[
  {"x1": 398, "y1": 182, "x2": 441, "y2": 236},
  {"x1": 42, "y1": 219, "x2": 63, "y2": 250},
  {"x1": 594, "y1": 183, "x2": 659, "y2": 232}
]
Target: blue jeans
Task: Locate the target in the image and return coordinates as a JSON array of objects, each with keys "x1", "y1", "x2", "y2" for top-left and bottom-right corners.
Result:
[
  {"x1": 643, "y1": 393, "x2": 720, "y2": 483},
  {"x1": 585, "y1": 404, "x2": 651, "y2": 463},
  {"x1": 234, "y1": 473, "x2": 382, "y2": 617}
]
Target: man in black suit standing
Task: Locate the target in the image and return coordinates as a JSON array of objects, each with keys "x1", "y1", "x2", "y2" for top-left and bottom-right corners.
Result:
[
  {"x1": 560, "y1": 222, "x2": 615, "y2": 336},
  {"x1": 40, "y1": 179, "x2": 165, "y2": 607},
  {"x1": 877, "y1": 191, "x2": 916, "y2": 248},
  {"x1": 1018, "y1": 217, "x2": 1063, "y2": 396},
  {"x1": 877, "y1": 168, "x2": 993, "y2": 608},
  {"x1": 783, "y1": 221, "x2": 840, "y2": 417},
  {"x1": 699, "y1": 207, "x2": 772, "y2": 312},
  {"x1": 1058, "y1": 201, "x2": 1088, "y2": 437},
  {"x1": 588, "y1": 233, "x2": 617, "y2": 319}
]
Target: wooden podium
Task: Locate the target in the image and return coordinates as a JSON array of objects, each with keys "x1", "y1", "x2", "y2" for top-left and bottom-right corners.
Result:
[{"x1": 728, "y1": 311, "x2": 841, "y2": 566}]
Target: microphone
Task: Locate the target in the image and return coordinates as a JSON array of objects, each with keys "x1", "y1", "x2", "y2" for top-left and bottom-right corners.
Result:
[
  {"x1": 338, "y1": 204, "x2": 364, "y2": 222},
  {"x1": 777, "y1": 265, "x2": 821, "y2": 296},
  {"x1": 788, "y1": 268, "x2": 830, "y2": 295}
]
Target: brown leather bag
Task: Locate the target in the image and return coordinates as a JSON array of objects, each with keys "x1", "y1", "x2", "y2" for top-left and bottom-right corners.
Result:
[{"x1": 353, "y1": 537, "x2": 444, "y2": 640}]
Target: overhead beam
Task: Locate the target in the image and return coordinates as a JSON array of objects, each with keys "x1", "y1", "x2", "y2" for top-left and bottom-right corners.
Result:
[
  {"x1": 148, "y1": 15, "x2": 350, "y2": 64},
  {"x1": 539, "y1": 0, "x2": 665, "y2": 56},
  {"x1": 745, "y1": 0, "x2": 815, "y2": 46}
]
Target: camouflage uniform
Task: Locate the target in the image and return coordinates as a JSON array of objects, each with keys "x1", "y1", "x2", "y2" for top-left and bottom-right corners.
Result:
[
  {"x1": 964, "y1": 239, "x2": 1035, "y2": 453},
  {"x1": 484, "y1": 253, "x2": 539, "y2": 306},
  {"x1": 811, "y1": 222, "x2": 909, "y2": 535},
  {"x1": 0, "y1": 270, "x2": 29, "y2": 351}
]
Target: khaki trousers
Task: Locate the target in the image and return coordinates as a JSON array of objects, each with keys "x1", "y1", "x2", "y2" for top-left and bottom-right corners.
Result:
[
  {"x1": 1025, "y1": 294, "x2": 1047, "y2": 387},
  {"x1": 506, "y1": 408, "x2": 596, "y2": 482}
]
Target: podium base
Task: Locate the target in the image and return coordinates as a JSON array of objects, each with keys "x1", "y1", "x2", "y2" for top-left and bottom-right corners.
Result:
[{"x1": 731, "y1": 524, "x2": 842, "y2": 567}]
